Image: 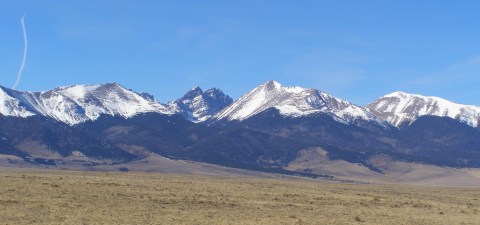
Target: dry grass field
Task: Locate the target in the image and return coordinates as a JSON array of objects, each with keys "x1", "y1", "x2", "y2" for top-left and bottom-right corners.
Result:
[{"x1": 1, "y1": 169, "x2": 480, "y2": 225}]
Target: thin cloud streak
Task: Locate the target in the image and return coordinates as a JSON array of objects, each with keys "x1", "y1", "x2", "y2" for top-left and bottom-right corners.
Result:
[{"x1": 12, "y1": 14, "x2": 27, "y2": 90}]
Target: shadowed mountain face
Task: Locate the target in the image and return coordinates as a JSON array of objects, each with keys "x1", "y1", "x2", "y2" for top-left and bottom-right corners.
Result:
[
  {"x1": 0, "y1": 116, "x2": 136, "y2": 164},
  {"x1": 0, "y1": 135, "x2": 28, "y2": 158},
  {"x1": 389, "y1": 116, "x2": 480, "y2": 167},
  {"x1": 188, "y1": 109, "x2": 397, "y2": 173},
  {"x1": 76, "y1": 113, "x2": 218, "y2": 158},
  {"x1": 186, "y1": 127, "x2": 312, "y2": 170},
  {"x1": 85, "y1": 109, "x2": 480, "y2": 172},
  {"x1": 74, "y1": 112, "x2": 332, "y2": 176},
  {"x1": 244, "y1": 110, "x2": 396, "y2": 161}
]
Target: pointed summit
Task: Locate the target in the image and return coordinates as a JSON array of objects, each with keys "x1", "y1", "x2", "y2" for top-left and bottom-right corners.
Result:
[
  {"x1": 190, "y1": 86, "x2": 202, "y2": 91},
  {"x1": 182, "y1": 86, "x2": 203, "y2": 100},
  {"x1": 263, "y1": 80, "x2": 282, "y2": 89},
  {"x1": 168, "y1": 86, "x2": 232, "y2": 123}
]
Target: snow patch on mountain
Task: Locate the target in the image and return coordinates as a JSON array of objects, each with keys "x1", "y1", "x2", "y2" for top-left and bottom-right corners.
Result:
[{"x1": 367, "y1": 91, "x2": 480, "y2": 127}]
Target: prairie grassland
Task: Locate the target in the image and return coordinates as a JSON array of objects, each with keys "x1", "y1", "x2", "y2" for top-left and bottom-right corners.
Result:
[{"x1": 0, "y1": 169, "x2": 479, "y2": 225}]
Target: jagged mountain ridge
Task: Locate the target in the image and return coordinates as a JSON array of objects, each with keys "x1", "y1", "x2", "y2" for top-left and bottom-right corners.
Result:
[
  {"x1": 0, "y1": 83, "x2": 171, "y2": 125},
  {"x1": 2, "y1": 81, "x2": 480, "y2": 129},
  {"x1": 0, "y1": 83, "x2": 233, "y2": 125},
  {"x1": 213, "y1": 80, "x2": 386, "y2": 127},
  {"x1": 167, "y1": 86, "x2": 233, "y2": 123},
  {"x1": 367, "y1": 91, "x2": 480, "y2": 127}
]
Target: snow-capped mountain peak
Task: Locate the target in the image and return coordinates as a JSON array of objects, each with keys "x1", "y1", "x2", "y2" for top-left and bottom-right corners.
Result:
[
  {"x1": 167, "y1": 86, "x2": 233, "y2": 123},
  {"x1": 214, "y1": 80, "x2": 382, "y2": 125},
  {"x1": 367, "y1": 91, "x2": 480, "y2": 127},
  {"x1": 0, "y1": 83, "x2": 172, "y2": 125}
]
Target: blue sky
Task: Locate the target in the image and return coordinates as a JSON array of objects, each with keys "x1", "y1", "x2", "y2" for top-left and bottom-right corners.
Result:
[{"x1": 1, "y1": 0, "x2": 480, "y2": 105}]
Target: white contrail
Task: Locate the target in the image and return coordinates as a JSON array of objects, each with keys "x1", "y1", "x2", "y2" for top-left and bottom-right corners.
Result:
[{"x1": 12, "y1": 14, "x2": 27, "y2": 90}]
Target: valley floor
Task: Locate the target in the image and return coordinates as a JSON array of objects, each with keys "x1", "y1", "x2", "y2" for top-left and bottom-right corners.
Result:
[{"x1": 1, "y1": 169, "x2": 480, "y2": 225}]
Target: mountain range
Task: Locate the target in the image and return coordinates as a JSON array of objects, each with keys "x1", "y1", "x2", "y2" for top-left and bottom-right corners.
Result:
[{"x1": 2, "y1": 80, "x2": 480, "y2": 179}]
